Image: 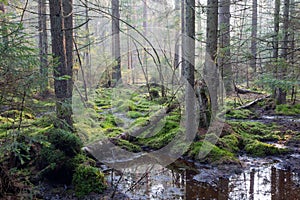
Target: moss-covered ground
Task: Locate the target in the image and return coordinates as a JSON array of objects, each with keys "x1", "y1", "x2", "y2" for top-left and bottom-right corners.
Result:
[{"x1": 0, "y1": 86, "x2": 299, "y2": 198}]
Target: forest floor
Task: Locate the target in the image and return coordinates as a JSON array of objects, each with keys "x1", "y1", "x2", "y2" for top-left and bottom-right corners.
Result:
[{"x1": 0, "y1": 86, "x2": 299, "y2": 199}]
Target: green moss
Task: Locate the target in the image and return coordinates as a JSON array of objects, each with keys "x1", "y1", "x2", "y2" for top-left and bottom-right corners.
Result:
[
  {"x1": 1, "y1": 110, "x2": 35, "y2": 120},
  {"x1": 229, "y1": 121, "x2": 277, "y2": 139},
  {"x1": 244, "y1": 139, "x2": 288, "y2": 157},
  {"x1": 275, "y1": 104, "x2": 300, "y2": 115},
  {"x1": 47, "y1": 128, "x2": 82, "y2": 157},
  {"x1": 127, "y1": 111, "x2": 144, "y2": 119},
  {"x1": 226, "y1": 109, "x2": 254, "y2": 119},
  {"x1": 115, "y1": 139, "x2": 142, "y2": 152},
  {"x1": 139, "y1": 127, "x2": 181, "y2": 149},
  {"x1": 218, "y1": 134, "x2": 240, "y2": 152},
  {"x1": 189, "y1": 141, "x2": 236, "y2": 164},
  {"x1": 72, "y1": 164, "x2": 106, "y2": 197},
  {"x1": 105, "y1": 127, "x2": 124, "y2": 137}
]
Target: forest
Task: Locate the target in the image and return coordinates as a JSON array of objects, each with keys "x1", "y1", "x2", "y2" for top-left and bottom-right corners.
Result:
[{"x1": 0, "y1": 0, "x2": 299, "y2": 199}]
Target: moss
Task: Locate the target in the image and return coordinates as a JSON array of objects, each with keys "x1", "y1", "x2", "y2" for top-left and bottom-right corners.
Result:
[
  {"x1": 72, "y1": 164, "x2": 106, "y2": 197},
  {"x1": 275, "y1": 104, "x2": 300, "y2": 115},
  {"x1": 229, "y1": 121, "x2": 277, "y2": 138},
  {"x1": 115, "y1": 139, "x2": 142, "y2": 152},
  {"x1": 139, "y1": 127, "x2": 181, "y2": 149},
  {"x1": 218, "y1": 134, "x2": 240, "y2": 153},
  {"x1": 189, "y1": 141, "x2": 236, "y2": 164},
  {"x1": 115, "y1": 99, "x2": 136, "y2": 112},
  {"x1": 244, "y1": 139, "x2": 288, "y2": 157},
  {"x1": 47, "y1": 128, "x2": 82, "y2": 157},
  {"x1": 226, "y1": 109, "x2": 254, "y2": 119},
  {"x1": 1, "y1": 110, "x2": 35, "y2": 120},
  {"x1": 99, "y1": 114, "x2": 122, "y2": 129},
  {"x1": 105, "y1": 127, "x2": 124, "y2": 138},
  {"x1": 127, "y1": 111, "x2": 144, "y2": 119}
]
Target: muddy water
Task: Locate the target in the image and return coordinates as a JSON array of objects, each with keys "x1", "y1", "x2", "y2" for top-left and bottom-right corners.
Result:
[{"x1": 106, "y1": 157, "x2": 300, "y2": 200}]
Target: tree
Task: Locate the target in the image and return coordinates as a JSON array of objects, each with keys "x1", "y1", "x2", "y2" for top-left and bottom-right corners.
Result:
[
  {"x1": 38, "y1": 0, "x2": 48, "y2": 95},
  {"x1": 183, "y1": 0, "x2": 196, "y2": 138},
  {"x1": 49, "y1": 0, "x2": 73, "y2": 129},
  {"x1": 111, "y1": 0, "x2": 121, "y2": 86},
  {"x1": 250, "y1": 0, "x2": 258, "y2": 73},
  {"x1": 273, "y1": 0, "x2": 280, "y2": 98},
  {"x1": 276, "y1": 0, "x2": 290, "y2": 104},
  {"x1": 218, "y1": 0, "x2": 233, "y2": 93},
  {"x1": 205, "y1": 0, "x2": 218, "y2": 114}
]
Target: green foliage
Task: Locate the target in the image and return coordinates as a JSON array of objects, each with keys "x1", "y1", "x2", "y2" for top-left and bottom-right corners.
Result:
[
  {"x1": 72, "y1": 164, "x2": 106, "y2": 197},
  {"x1": 275, "y1": 104, "x2": 300, "y2": 115},
  {"x1": 256, "y1": 73, "x2": 298, "y2": 93}
]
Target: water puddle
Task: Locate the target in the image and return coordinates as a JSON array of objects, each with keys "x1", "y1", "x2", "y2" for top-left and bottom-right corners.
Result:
[{"x1": 105, "y1": 157, "x2": 300, "y2": 200}]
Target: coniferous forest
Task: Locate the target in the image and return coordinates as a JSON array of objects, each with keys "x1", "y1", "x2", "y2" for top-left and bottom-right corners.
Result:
[{"x1": 0, "y1": 0, "x2": 299, "y2": 199}]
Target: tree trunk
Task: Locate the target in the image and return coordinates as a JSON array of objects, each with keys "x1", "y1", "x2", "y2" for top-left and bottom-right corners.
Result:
[
  {"x1": 218, "y1": 0, "x2": 233, "y2": 93},
  {"x1": 38, "y1": 0, "x2": 48, "y2": 95},
  {"x1": 49, "y1": 0, "x2": 73, "y2": 129},
  {"x1": 63, "y1": 0, "x2": 73, "y2": 126},
  {"x1": 205, "y1": 0, "x2": 218, "y2": 115},
  {"x1": 180, "y1": 0, "x2": 185, "y2": 77},
  {"x1": 277, "y1": 0, "x2": 289, "y2": 104},
  {"x1": 183, "y1": 0, "x2": 196, "y2": 139},
  {"x1": 111, "y1": 0, "x2": 121, "y2": 86},
  {"x1": 250, "y1": 0, "x2": 257, "y2": 73},
  {"x1": 85, "y1": 0, "x2": 91, "y2": 89},
  {"x1": 273, "y1": 0, "x2": 280, "y2": 99},
  {"x1": 0, "y1": 2, "x2": 8, "y2": 45}
]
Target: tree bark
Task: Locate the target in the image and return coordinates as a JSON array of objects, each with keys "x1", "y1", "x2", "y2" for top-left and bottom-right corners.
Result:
[
  {"x1": 218, "y1": 0, "x2": 233, "y2": 93},
  {"x1": 250, "y1": 0, "x2": 257, "y2": 73},
  {"x1": 111, "y1": 0, "x2": 121, "y2": 85},
  {"x1": 205, "y1": 0, "x2": 218, "y2": 115},
  {"x1": 183, "y1": 0, "x2": 196, "y2": 139},
  {"x1": 277, "y1": 0, "x2": 289, "y2": 104},
  {"x1": 49, "y1": 0, "x2": 73, "y2": 129},
  {"x1": 38, "y1": 0, "x2": 48, "y2": 95}
]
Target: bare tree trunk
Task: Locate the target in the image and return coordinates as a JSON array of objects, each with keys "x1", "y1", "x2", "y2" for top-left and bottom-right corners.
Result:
[
  {"x1": 180, "y1": 0, "x2": 185, "y2": 77},
  {"x1": 205, "y1": 0, "x2": 218, "y2": 115},
  {"x1": 277, "y1": 0, "x2": 289, "y2": 104},
  {"x1": 49, "y1": 0, "x2": 73, "y2": 129},
  {"x1": 273, "y1": 0, "x2": 280, "y2": 99},
  {"x1": 183, "y1": 0, "x2": 196, "y2": 140},
  {"x1": 0, "y1": 2, "x2": 8, "y2": 45},
  {"x1": 218, "y1": 0, "x2": 233, "y2": 93},
  {"x1": 85, "y1": 0, "x2": 91, "y2": 89},
  {"x1": 111, "y1": 0, "x2": 121, "y2": 86},
  {"x1": 63, "y1": 0, "x2": 73, "y2": 126},
  {"x1": 250, "y1": 0, "x2": 257, "y2": 73},
  {"x1": 38, "y1": 0, "x2": 48, "y2": 95}
]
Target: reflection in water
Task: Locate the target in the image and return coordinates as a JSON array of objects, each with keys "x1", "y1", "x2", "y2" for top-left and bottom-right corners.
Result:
[{"x1": 109, "y1": 163, "x2": 300, "y2": 199}]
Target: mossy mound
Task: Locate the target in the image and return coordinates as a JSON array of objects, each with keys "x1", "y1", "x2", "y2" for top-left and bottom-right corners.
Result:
[
  {"x1": 275, "y1": 103, "x2": 300, "y2": 115},
  {"x1": 189, "y1": 141, "x2": 238, "y2": 164},
  {"x1": 72, "y1": 164, "x2": 106, "y2": 197},
  {"x1": 225, "y1": 109, "x2": 255, "y2": 119},
  {"x1": 244, "y1": 139, "x2": 288, "y2": 157},
  {"x1": 38, "y1": 128, "x2": 83, "y2": 183}
]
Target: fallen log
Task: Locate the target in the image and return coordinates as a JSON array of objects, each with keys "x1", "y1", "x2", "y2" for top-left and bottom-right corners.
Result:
[
  {"x1": 235, "y1": 86, "x2": 263, "y2": 95},
  {"x1": 236, "y1": 95, "x2": 271, "y2": 110}
]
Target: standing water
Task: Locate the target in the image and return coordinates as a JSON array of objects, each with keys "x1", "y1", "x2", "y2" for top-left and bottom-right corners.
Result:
[{"x1": 106, "y1": 157, "x2": 300, "y2": 200}]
